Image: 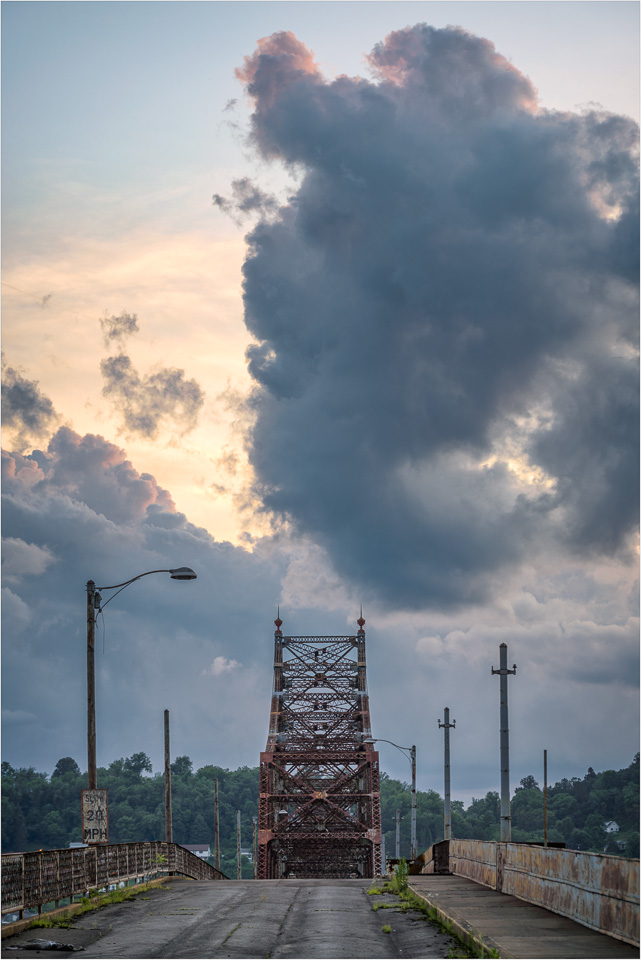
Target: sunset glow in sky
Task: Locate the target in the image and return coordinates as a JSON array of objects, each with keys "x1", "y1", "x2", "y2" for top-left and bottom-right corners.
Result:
[{"x1": 2, "y1": 1, "x2": 639, "y2": 804}]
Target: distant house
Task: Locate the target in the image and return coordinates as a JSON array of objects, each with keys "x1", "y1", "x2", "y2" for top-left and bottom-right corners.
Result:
[
  {"x1": 605, "y1": 821, "x2": 620, "y2": 834},
  {"x1": 180, "y1": 843, "x2": 211, "y2": 859},
  {"x1": 240, "y1": 847, "x2": 253, "y2": 863}
]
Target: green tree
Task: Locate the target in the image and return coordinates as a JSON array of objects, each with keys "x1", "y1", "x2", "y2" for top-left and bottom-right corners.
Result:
[
  {"x1": 171, "y1": 756, "x2": 193, "y2": 778},
  {"x1": 516, "y1": 775, "x2": 539, "y2": 791},
  {"x1": 51, "y1": 757, "x2": 81, "y2": 778},
  {"x1": 124, "y1": 752, "x2": 152, "y2": 776}
]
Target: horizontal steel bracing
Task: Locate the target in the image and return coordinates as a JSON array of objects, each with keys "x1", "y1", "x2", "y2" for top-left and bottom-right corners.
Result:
[{"x1": 257, "y1": 614, "x2": 382, "y2": 879}]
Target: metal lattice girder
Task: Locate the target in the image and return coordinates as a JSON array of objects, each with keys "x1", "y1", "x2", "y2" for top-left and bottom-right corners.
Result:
[{"x1": 257, "y1": 614, "x2": 382, "y2": 879}]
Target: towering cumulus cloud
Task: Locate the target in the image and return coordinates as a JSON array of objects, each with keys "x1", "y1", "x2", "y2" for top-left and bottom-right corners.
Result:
[{"x1": 234, "y1": 26, "x2": 639, "y2": 608}]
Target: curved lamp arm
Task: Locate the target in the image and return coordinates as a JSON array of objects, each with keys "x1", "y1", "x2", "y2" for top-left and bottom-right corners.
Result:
[
  {"x1": 92, "y1": 567, "x2": 197, "y2": 611},
  {"x1": 364, "y1": 737, "x2": 413, "y2": 761}
]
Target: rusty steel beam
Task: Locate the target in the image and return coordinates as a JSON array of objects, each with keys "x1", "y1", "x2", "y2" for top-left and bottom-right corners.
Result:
[{"x1": 257, "y1": 613, "x2": 382, "y2": 879}]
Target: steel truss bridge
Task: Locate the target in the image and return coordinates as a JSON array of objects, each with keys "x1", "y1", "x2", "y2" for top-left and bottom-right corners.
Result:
[{"x1": 257, "y1": 614, "x2": 382, "y2": 879}]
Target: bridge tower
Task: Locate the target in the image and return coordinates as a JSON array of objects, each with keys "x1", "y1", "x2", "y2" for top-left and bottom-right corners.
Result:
[{"x1": 257, "y1": 612, "x2": 382, "y2": 879}]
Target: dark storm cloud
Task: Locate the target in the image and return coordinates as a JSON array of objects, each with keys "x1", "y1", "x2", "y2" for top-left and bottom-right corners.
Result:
[
  {"x1": 213, "y1": 177, "x2": 278, "y2": 224},
  {"x1": 1, "y1": 355, "x2": 58, "y2": 447},
  {"x1": 233, "y1": 26, "x2": 639, "y2": 608},
  {"x1": 100, "y1": 311, "x2": 139, "y2": 347},
  {"x1": 100, "y1": 354, "x2": 205, "y2": 440},
  {"x1": 1, "y1": 427, "x2": 287, "y2": 776}
]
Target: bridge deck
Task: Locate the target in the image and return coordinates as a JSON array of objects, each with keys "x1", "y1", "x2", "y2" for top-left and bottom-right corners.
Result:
[{"x1": 409, "y1": 874, "x2": 640, "y2": 959}]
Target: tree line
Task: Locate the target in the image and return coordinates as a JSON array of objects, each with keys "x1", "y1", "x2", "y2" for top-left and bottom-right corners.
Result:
[{"x1": 2, "y1": 752, "x2": 638, "y2": 875}]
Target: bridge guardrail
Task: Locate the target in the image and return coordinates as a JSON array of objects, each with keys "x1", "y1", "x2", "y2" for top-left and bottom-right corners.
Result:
[
  {"x1": 1, "y1": 841, "x2": 228, "y2": 920},
  {"x1": 413, "y1": 838, "x2": 639, "y2": 946}
]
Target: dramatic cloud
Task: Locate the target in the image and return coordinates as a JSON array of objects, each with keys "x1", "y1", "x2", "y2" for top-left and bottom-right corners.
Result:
[
  {"x1": 1, "y1": 421, "x2": 636, "y2": 792},
  {"x1": 1, "y1": 426, "x2": 287, "y2": 775},
  {"x1": 3, "y1": 427, "x2": 176, "y2": 525},
  {"x1": 233, "y1": 25, "x2": 639, "y2": 608},
  {"x1": 100, "y1": 354, "x2": 205, "y2": 440},
  {"x1": 100, "y1": 311, "x2": 139, "y2": 347},
  {"x1": 1, "y1": 355, "x2": 59, "y2": 449},
  {"x1": 213, "y1": 177, "x2": 278, "y2": 225}
]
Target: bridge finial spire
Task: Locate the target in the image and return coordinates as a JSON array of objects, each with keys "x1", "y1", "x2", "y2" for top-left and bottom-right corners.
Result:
[
  {"x1": 275, "y1": 607, "x2": 282, "y2": 635},
  {"x1": 357, "y1": 606, "x2": 365, "y2": 633}
]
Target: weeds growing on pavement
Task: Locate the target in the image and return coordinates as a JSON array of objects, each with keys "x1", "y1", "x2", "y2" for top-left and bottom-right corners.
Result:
[{"x1": 28, "y1": 882, "x2": 166, "y2": 930}]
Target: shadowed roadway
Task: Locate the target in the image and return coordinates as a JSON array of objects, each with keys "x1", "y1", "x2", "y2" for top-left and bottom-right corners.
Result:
[{"x1": 4, "y1": 878, "x2": 457, "y2": 959}]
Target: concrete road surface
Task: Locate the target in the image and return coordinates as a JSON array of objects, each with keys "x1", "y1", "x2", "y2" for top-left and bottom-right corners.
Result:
[{"x1": 3, "y1": 878, "x2": 459, "y2": 959}]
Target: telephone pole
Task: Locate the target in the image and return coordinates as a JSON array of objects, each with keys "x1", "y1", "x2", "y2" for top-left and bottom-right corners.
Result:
[
  {"x1": 164, "y1": 709, "x2": 172, "y2": 843},
  {"x1": 492, "y1": 643, "x2": 517, "y2": 842},
  {"x1": 214, "y1": 779, "x2": 220, "y2": 871},
  {"x1": 543, "y1": 749, "x2": 548, "y2": 847},
  {"x1": 252, "y1": 817, "x2": 258, "y2": 879},
  {"x1": 395, "y1": 809, "x2": 402, "y2": 859},
  {"x1": 438, "y1": 708, "x2": 456, "y2": 841},
  {"x1": 237, "y1": 810, "x2": 242, "y2": 880}
]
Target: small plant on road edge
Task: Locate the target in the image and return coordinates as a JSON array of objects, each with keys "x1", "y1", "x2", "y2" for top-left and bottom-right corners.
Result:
[
  {"x1": 382, "y1": 924, "x2": 391, "y2": 934},
  {"x1": 386, "y1": 858, "x2": 408, "y2": 894}
]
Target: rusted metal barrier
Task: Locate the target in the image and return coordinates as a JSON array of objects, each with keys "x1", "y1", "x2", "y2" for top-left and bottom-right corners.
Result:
[
  {"x1": 1, "y1": 841, "x2": 228, "y2": 921},
  {"x1": 409, "y1": 839, "x2": 450, "y2": 875},
  {"x1": 415, "y1": 838, "x2": 639, "y2": 946},
  {"x1": 450, "y1": 838, "x2": 497, "y2": 887}
]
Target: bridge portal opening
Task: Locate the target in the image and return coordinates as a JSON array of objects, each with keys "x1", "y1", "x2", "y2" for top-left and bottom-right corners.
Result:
[{"x1": 257, "y1": 614, "x2": 382, "y2": 879}]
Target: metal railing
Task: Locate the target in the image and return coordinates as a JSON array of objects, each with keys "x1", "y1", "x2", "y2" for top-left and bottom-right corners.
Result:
[{"x1": 2, "y1": 841, "x2": 228, "y2": 920}]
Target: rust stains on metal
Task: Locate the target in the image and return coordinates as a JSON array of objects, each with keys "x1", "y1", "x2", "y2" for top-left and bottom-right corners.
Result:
[
  {"x1": 422, "y1": 838, "x2": 639, "y2": 946},
  {"x1": 256, "y1": 614, "x2": 382, "y2": 879},
  {"x1": 1, "y1": 841, "x2": 228, "y2": 924}
]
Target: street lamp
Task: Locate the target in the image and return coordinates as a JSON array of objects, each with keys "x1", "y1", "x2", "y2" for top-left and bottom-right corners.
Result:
[
  {"x1": 365, "y1": 737, "x2": 417, "y2": 860},
  {"x1": 86, "y1": 567, "x2": 197, "y2": 790}
]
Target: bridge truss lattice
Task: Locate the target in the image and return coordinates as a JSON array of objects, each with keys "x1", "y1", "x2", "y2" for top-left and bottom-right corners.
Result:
[{"x1": 257, "y1": 614, "x2": 382, "y2": 879}]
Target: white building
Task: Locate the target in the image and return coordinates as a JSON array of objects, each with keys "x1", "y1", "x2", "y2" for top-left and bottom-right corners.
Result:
[{"x1": 181, "y1": 844, "x2": 211, "y2": 859}]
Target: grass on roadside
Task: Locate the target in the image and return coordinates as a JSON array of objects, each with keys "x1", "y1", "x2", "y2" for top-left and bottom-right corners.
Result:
[
  {"x1": 366, "y1": 861, "x2": 497, "y2": 959},
  {"x1": 29, "y1": 882, "x2": 168, "y2": 929},
  {"x1": 395, "y1": 888, "x2": 499, "y2": 959}
]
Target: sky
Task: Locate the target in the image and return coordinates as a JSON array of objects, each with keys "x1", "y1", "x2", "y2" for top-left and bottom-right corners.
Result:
[{"x1": 2, "y1": 1, "x2": 639, "y2": 810}]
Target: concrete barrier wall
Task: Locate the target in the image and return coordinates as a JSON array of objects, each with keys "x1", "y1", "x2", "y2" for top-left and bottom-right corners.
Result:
[
  {"x1": 419, "y1": 839, "x2": 639, "y2": 946},
  {"x1": 499, "y1": 843, "x2": 639, "y2": 947},
  {"x1": 450, "y1": 839, "x2": 496, "y2": 888}
]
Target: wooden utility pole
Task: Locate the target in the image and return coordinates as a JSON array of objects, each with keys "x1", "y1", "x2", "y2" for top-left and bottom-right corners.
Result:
[
  {"x1": 236, "y1": 810, "x2": 241, "y2": 880},
  {"x1": 164, "y1": 710, "x2": 172, "y2": 843},
  {"x1": 214, "y1": 779, "x2": 220, "y2": 871},
  {"x1": 252, "y1": 817, "x2": 257, "y2": 879},
  {"x1": 544, "y1": 749, "x2": 548, "y2": 847},
  {"x1": 87, "y1": 581, "x2": 97, "y2": 790}
]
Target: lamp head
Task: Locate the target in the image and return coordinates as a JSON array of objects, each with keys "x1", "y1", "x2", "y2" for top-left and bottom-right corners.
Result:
[{"x1": 169, "y1": 567, "x2": 197, "y2": 580}]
